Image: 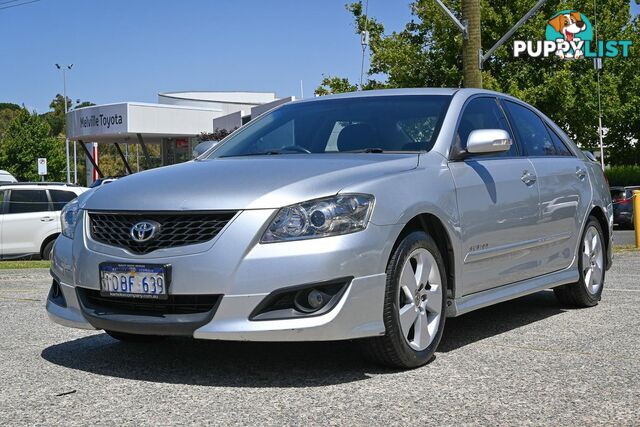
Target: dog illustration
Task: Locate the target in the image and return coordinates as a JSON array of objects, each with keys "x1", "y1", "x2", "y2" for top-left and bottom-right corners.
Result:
[{"x1": 548, "y1": 12, "x2": 587, "y2": 58}]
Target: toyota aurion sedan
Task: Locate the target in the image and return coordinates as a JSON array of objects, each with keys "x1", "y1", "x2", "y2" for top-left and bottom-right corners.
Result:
[{"x1": 47, "y1": 89, "x2": 613, "y2": 368}]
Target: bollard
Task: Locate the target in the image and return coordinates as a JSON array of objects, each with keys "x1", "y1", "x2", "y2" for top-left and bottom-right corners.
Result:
[{"x1": 634, "y1": 190, "x2": 640, "y2": 249}]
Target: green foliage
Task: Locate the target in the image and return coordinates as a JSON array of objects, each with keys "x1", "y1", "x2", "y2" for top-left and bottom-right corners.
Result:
[
  {"x1": 606, "y1": 165, "x2": 640, "y2": 186},
  {"x1": 0, "y1": 105, "x2": 21, "y2": 141},
  {"x1": 316, "y1": 0, "x2": 640, "y2": 165},
  {"x1": 0, "y1": 109, "x2": 66, "y2": 181},
  {"x1": 316, "y1": 76, "x2": 359, "y2": 95},
  {"x1": 198, "y1": 128, "x2": 236, "y2": 142}
]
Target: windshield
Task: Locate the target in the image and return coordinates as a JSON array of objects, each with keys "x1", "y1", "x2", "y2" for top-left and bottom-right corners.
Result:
[{"x1": 206, "y1": 95, "x2": 451, "y2": 158}]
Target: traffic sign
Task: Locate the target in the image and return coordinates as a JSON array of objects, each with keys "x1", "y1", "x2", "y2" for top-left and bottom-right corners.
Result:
[{"x1": 38, "y1": 158, "x2": 47, "y2": 176}]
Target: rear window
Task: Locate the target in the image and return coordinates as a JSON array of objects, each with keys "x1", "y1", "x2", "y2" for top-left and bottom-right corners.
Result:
[
  {"x1": 7, "y1": 190, "x2": 49, "y2": 214},
  {"x1": 50, "y1": 190, "x2": 77, "y2": 211}
]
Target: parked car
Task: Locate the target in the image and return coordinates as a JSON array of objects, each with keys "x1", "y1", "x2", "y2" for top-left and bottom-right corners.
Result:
[
  {"x1": 0, "y1": 170, "x2": 17, "y2": 184},
  {"x1": 610, "y1": 186, "x2": 640, "y2": 229},
  {"x1": 0, "y1": 183, "x2": 87, "y2": 260},
  {"x1": 47, "y1": 89, "x2": 612, "y2": 368}
]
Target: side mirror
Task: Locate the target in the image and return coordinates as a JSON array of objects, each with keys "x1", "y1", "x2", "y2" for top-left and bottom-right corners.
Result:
[
  {"x1": 193, "y1": 140, "x2": 220, "y2": 158},
  {"x1": 466, "y1": 129, "x2": 512, "y2": 155}
]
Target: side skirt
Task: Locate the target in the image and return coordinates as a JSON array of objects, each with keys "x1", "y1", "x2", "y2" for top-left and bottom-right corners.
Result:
[{"x1": 446, "y1": 267, "x2": 579, "y2": 317}]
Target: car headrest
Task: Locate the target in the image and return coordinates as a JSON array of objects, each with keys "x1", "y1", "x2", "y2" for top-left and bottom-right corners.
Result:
[{"x1": 337, "y1": 123, "x2": 377, "y2": 152}]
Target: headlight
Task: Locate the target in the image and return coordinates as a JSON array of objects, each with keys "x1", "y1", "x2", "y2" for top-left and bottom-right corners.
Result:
[
  {"x1": 261, "y1": 194, "x2": 374, "y2": 243},
  {"x1": 61, "y1": 198, "x2": 81, "y2": 239}
]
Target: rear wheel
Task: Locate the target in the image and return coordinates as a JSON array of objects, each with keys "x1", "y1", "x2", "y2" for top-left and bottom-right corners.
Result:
[
  {"x1": 361, "y1": 231, "x2": 447, "y2": 369},
  {"x1": 554, "y1": 217, "x2": 605, "y2": 307},
  {"x1": 105, "y1": 330, "x2": 166, "y2": 343},
  {"x1": 41, "y1": 240, "x2": 55, "y2": 261}
]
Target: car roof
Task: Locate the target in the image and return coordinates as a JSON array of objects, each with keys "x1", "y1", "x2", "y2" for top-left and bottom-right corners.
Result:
[{"x1": 290, "y1": 87, "x2": 519, "y2": 105}]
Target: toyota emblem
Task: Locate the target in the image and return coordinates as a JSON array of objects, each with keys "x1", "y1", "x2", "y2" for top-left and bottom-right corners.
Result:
[{"x1": 130, "y1": 221, "x2": 160, "y2": 243}]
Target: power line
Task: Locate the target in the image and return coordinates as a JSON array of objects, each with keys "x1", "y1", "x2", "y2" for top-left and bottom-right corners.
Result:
[
  {"x1": 0, "y1": 0, "x2": 40, "y2": 11},
  {"x1": 0, "y1": 0, "x2": 26, "y2": 6}
]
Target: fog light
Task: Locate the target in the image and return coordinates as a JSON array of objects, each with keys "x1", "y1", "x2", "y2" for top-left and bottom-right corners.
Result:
[
  {"x1": 294, "y1": 288, "x2": 331, "y2": 313},
  {"x1": 249, "y1": 277, "x2": 352, "y2": 321}
]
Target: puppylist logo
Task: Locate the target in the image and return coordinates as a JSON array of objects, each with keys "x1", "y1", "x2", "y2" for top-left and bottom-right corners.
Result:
[{"x1": 514, "y1": 10, "x2": 632, "y2": 60}]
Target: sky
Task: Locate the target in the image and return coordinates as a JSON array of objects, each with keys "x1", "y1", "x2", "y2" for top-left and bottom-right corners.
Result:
[
  {"x1": 0, "y1": 0, "x2": 413, "y2": 112},
  {"x1": 1, "y1": 0, "x2": 638, "y2": 113}
]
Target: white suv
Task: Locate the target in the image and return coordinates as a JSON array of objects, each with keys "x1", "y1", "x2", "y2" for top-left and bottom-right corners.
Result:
[{"x1": 0, "y1": 183, "x2": 86, "y2": 260}]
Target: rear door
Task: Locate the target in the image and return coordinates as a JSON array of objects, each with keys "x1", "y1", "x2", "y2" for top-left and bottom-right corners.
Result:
[
  {"x1": 1, "y1": 189, "x2": 53, "y2": 256},
  {"x1": 502, "y1": 100, "x2": 591, "y2": 275},
  {"x1": 448, "y1": 97, "x2": 542, "y2": 295}
]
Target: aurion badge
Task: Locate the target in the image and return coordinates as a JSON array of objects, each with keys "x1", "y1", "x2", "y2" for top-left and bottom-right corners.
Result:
[{"x1": 130, "y1": 221, "x2": 159, "y2": 243}]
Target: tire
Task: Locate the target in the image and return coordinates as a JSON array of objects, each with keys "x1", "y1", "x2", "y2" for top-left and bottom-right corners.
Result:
[
  {"x1": 41, "y1": 240, "x2": 55, "y2": 261},
  {"x1": 105, "y1": 330, "x2": 166, "y2": 343},
  {"x1": 361, "y1": 231, "x2": 447, "y2": 369},
  {"x1": 554, "y1": 216, "x2": 605, "y2": 308}
]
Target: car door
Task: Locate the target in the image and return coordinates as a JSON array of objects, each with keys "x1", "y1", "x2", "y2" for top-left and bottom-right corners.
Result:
[
  {"x1": 503, "y1": 100, "x2": 591, "y2": 275},
  {"x1": 448, "y1": 96, "x2": 542, "y2": 295},
  {"x1": 1, "y1": 189, "x2": 53, "y2": 256}
]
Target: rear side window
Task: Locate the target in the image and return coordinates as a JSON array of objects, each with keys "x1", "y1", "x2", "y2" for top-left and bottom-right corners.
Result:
[
  {"x1": 503, "y1": 101, "x2": 557, "y2": 156},
  {"x1": 457, "y1": 97, "x2": 517, "y2": 157},
  {"x1": 546, "y1": 126, "x2": 573, "y2": 156},
  {"x1": 7, "y1": 190, "x2": 49, "y2": 214},
  {"x1": 50, "y1": 190, "x2": 77, "y2": 211}
]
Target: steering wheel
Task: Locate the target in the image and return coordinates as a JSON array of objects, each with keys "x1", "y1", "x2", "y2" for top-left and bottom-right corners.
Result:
[{"x1": 281, "y1": 145, "x2": 311, "y2": 154}]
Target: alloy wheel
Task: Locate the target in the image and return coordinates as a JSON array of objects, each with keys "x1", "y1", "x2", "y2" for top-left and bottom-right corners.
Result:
[
  {"x1": 397, "y1": 248, "x2": 443, "y2": 351},
  {"x1": 582, "y1": 225, "x2": 604, "y2": 295}
]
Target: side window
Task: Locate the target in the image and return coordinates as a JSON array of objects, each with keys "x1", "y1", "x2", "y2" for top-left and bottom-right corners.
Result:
[
  {"x1": 457, "y1": 97, "x2": 517, "y2": 157},
  {"x1": 50, "y1": 190, "x2": 77, "y2": 211},
  {"x1": 503, "y1": 101, "x2": 556, "y2": 156},
  {"x1": 546, "y1": 125, "x2": 573, "y2": 156},
  {"x1": 7, "y1": 190, "x2": 49, "y2": 214}
]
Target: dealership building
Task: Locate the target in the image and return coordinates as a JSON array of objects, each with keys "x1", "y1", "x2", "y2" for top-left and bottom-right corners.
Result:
[{"x1": 66, "y1": 91, "x2": 294, "y2": 181}]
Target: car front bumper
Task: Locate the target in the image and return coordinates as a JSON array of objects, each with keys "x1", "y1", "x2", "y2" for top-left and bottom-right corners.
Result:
[{"x1": 47, "y1": 209, "x2": 401, "y2": 341}]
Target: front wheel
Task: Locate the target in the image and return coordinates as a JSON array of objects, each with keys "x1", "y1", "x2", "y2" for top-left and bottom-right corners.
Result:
[
  {"x1": 554, "y1": 216, "x2": 605, "y2": 307},
  {"x1": 361, "y1": 231, "x2": 447, "y2": 369}
]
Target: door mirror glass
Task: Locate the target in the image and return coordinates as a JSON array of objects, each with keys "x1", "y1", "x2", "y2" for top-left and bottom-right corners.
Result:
[{"x1": 466, "y1": 129, "x2": 512, "y2": 154}]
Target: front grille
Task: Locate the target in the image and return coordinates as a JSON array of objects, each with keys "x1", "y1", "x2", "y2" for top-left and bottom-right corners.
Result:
[
  {"x1": 78, "y1": 288, "x2": 221, "y2": 315},
  {"x1": 89, "y1": 211, "x2": 236, "y2": 254}
]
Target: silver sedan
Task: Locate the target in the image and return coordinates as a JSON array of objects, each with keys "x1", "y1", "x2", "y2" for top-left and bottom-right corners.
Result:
[{"x1": 47, "y1": 88, "x2": 613, "y2": 368}]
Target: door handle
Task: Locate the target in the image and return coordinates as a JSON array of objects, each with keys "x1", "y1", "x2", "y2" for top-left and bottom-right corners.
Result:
[
  {"x1": 40, "y1": 217, "x2": 54, "y2": 222},
  {"x1": 576, "y1": 167, "x2": 587, "y2": 180},
  {"x1": 521, "y1": 170, "x2": 537, "y2": 186}
]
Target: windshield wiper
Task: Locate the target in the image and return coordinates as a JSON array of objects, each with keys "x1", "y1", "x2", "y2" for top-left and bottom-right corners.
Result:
[
  {"x1": 219, "y1": 151, "x2": 285, "y2": 158},
  {"x1": 346, "y1": 147, "x2": 385, "y2": 153}
]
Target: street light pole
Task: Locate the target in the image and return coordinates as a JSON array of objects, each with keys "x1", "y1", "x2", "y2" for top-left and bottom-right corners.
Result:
[{"x1": 55, "y1": 63, "x2": 73, "y2": 183}]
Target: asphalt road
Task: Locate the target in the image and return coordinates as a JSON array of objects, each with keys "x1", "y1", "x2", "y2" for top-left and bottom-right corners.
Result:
[
  {"x1": 614, "y1": 229, "x2": 636, "y2": 246},
  {"x1": 1, "y1": 256, "x2": 639, "y2": 426}
]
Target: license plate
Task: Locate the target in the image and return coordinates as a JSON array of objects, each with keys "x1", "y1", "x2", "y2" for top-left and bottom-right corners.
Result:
[{"x1": 99, "y1": 263, "x2": 170, "y2": 299}]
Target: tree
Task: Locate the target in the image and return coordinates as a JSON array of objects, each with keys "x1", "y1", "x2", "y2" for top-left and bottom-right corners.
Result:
[
  {"x1": 198, "y1": 128, "x2": 237, "y2": 142},
  {"x1": 316, "y1": 0, "x2": 640, "y2": 165},
  {"x1": 43, "y1": 95, "x2": 95, "y2": 137},
  {"x1": 0, "y1": 103, "x2": 21, "y2": 140},
  {"x1": 0, "y1": 109, "x2": 66, "y2": 181}
]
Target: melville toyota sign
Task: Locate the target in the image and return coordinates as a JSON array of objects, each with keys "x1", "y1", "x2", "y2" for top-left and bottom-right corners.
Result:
[{"x1": 66, "y1": 103, "x2": 128, "y2": 139}]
